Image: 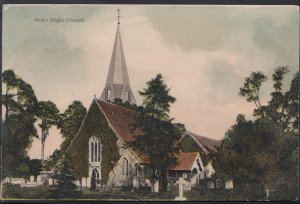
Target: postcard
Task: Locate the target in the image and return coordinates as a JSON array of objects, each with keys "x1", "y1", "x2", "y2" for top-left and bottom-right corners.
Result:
[{"x1": 1, "y1": 4, "x2": 299, "y2": 201}]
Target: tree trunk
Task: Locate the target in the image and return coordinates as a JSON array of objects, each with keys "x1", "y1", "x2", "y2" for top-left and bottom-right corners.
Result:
[
  {"x1": 41, "y1": 141, "x2": 45, "y2": 161},
  {"x1": 161, "y1": 170, "x2": 169, "y2": 191}
]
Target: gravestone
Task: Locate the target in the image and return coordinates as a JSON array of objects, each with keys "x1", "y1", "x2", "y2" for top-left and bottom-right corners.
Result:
[
  {"x1": 30, "y1": 175, "x2": 34, "y2": 182},
  {"x1": 133, "y1": 177, "x2": 139, "y2": 189},
  {"x1": 183, "y1": 181, "x2": 192, "y2": 191},
  {"x1": 175, "y1": 177, "x2": 187, "y2": 200},
  {"x1": 153, "y1": 180, "x2": 159, "y2": 193},
  {"x1": 225, "y1": 179, "x2": 233, "y2": 189},
  {"x1": 82, "y1": 177, "x2": 87, "y2": 187},
  {"x1": 74, "y1": 179, "x2": 80, "y2": 187},
  {"x1": 216, "y1": 179, "x2": 223, "y2": 189},
  {"x1": 207, "y1": 181, "x2": 214, "y2": 189},
  {"x1": 48, "y1": 178, "x2": 53, "y2": 185},
  {"x1": 37, "y1": 175, "x2": 42, "y2": 184},
  {"x1": 87, "y1": 177, "x2": 91, "y2": 188}
]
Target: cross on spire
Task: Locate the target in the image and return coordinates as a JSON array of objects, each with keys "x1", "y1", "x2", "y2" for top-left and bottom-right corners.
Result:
[{"x1": 117, "y1": 8, "x2": 121, "y2": 24}]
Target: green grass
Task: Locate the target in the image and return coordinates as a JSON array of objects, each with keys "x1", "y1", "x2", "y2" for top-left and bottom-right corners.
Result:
[{"x1": 3, "y1": 183, "x2": 296, "y2": 201}]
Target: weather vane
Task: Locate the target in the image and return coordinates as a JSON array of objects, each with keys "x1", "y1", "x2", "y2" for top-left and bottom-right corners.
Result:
[{"x1": 117, "y1": 8, "x2": 121, "y2": 24}]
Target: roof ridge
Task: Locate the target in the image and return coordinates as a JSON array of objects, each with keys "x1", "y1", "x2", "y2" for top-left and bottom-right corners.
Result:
[
  {"x1": 96, "y1": 99, "x2": 138, "y2": 114},
  {"x1": 189, "y1": 131, "x2": 220, "y2": 142}
]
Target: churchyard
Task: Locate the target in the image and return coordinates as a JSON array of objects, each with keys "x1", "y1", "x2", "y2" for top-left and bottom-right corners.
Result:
[{"x1": 2, "y1": 178, "x2": 273, "y2": 201}]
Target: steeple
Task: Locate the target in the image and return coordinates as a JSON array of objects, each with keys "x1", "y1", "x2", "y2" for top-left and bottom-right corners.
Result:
[{"x1": 100, "y1": 10, "x2": 136, "y2": 104}]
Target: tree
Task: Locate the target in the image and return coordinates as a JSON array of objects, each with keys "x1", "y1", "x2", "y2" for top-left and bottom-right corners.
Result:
[
  {"x1": 2, "y1": 69, "x2": 39, "y2": 178},
  {"x1": 28, "y1": 159, "x2": 42, "y2": 177},
  {"x1": 50, "y1": 154, "x2": 79, "y2": 198},
  {"x1": 129, "y1": 74, "x2": 185, "y2": 192},
  {"x1": 239, "y1": 71, "x2": 267, "y2": 117},
  {"x1": 213, "y1": 116, "x2": 285, "y2": 199},
  {"x1": 2, "y1": 70, "x2": 39, "y2": 119},
  {"x1": 214, "y1": 67, "x2": 299, "y2": 200},
  {"x1": 42, "y1": 149, "x2": 62, "y2": 171},
  {"x1": 57, "y1": 101, "x2": 87, "y2": 151},
  {"x1": 37, "y1": 101, "x2": 59, "y2": 161}
]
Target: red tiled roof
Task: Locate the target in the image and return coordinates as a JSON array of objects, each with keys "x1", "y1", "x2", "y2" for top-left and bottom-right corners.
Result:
[
  {"x1": 97, "y1": 100, "x2": 149, "y2": 163},
  {"x1": 96, "y1": 100, "x2": 217, "y2": 167},
  {"x1": 171, "y1": 152, "x2": 199, "y2": 171},
  {"x1": 97, "y1": 100, "x2": 143, "y2": 142}
]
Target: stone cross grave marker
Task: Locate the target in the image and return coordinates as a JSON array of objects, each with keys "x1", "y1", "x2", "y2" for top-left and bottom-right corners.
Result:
[{"x1": 175, "y1": 177, "x2": 187, "y2": 201}]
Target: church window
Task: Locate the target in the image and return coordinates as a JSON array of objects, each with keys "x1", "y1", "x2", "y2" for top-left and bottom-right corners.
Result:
[
  {"x1": 122, "y1": 158, "x2": 128, "y2": 176},
  {"x1": 91, "y1": 142, "x2": 94, "y2": 162},
  {"x1": 95, "y1": 142, "x2": 98, "y2": 161},
  {"x1": 98, "y1": 142, "x2": 101, "y2": 162},
  {"x1": 89, "y1": 136, "x2": 102, "y2": 163}
]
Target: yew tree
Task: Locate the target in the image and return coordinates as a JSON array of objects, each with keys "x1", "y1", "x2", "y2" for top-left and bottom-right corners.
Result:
[{"x1": 130, "y1": 74, "x2": 185, "y2": 192}]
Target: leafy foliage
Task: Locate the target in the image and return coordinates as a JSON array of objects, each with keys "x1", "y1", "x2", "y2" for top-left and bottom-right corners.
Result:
[
  {"x1": 58, "y1": 100, "x2": 87, "y2": 151},
  {"x1": 50, "y1": 154, "x2": 80, "y2": 198},
  {"x1": 129, "y1": 74, "x2": 185, "y2": 191},
  {"x1": 2, "y1": 69, "x2": 39, "y2": 178},
  {"x1": 37, "y1": 100, "x2": 60, "y2": 160},
  {"x1": 214, "y1": 67, "x2": 299, "y2": 200},
  {"x1": 28, "y1": 159, "x2": 42, "y2": 177},
  {"x1": 112, "y1": 98, "x2": 141, "y2": 112},
  {"x1": 66, "y1": 101, "x2": 120, "y2": 184},
  {"x1": 43, "y1": 149, "x2": 63, "y2": 171}
]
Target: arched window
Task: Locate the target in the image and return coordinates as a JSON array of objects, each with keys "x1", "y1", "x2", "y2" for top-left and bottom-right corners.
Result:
[
  {"x1": 89, "y1": 136, "x2": 102, "y2": 163},
  {"x1": 122, "y1": 158, "x2": 128, "y2": 176}
]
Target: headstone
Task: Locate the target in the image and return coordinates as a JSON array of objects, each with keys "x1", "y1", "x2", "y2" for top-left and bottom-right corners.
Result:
[
  {"x1": 5, "y1": 177, "x2": 10, "y2": 183},
  {"x1": 175, "y1": 177, "x2": 187, "y2": 200},
  {"x1": 133, "y1": 177, "x2": 139, "y2": 189},
  {"x1": 216, "y1": 179, "x2": 223, "y2": 189},
  {"x1": 153, "y1": 180, "x2": 159, "y2": 193},
  {"x1": 30, "y1": 175, "x2": 35, "y2": 182},
  {"x1": 87, "y1": 177, "x2": 91, "y2": 187},
  {"x1": 37, "y1": 175, "x2": 42, "y2": 184},
  {"x1": 183, "y1": 181, "x2": 192, "y2": 191},
  {"x1": 82, "y1": 177, "x2": 87, "y2": 187},
  {"x1": 225, "y1": 179, "x2": 233, "y2": 189},
  {"x1": 207, "y1": 181, "x2": 214, "y2": 189},
  {"x1": 48, "y1": 178, "x2": 53, "y2": 185},
  {"x1": 74, "y1": 179, "x2": 80, "y2": 187}
]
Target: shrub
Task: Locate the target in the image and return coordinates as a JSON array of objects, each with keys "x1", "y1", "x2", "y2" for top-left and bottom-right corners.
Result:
[{"x1": 2, "y1": 183, "x2": 51, "y2": 199}]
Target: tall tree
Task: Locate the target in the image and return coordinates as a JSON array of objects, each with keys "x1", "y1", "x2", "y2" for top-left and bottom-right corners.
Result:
[
  {"x1": 2, "y1": 69, "x2": 39, "y2": 178},
  {"x1": 37, "y1": 101, "x2": 59, "y2": 161},
  {"x1": 130, "y1": 74, "x2": 185, "y2": 192},
  {"x1": 57, "y1": 101, "x2": 87, "y2": 151},
  {"x1": 2, "y1": 69, "x2": 39, "y2": 119}
]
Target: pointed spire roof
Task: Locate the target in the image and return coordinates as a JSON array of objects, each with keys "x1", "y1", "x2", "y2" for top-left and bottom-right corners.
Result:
[{"x1": 100, "y1": 18, "x2": 136, "y2": 104}]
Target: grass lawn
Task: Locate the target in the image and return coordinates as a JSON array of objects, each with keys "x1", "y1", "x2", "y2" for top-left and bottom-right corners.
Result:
[
  {"x1": 80, "y1": 186, "x2": 179, "y2": 201},
  {"x1": 4, "y1": 183, "x2": 289, "y2": 201}
]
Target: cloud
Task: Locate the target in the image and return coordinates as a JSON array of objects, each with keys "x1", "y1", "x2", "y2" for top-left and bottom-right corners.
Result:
[{"x1": 3, "y1": 5, "x2": 298, "y2": 159}]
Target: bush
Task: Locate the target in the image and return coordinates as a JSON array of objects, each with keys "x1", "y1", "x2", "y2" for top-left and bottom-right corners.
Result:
[
  {"x1": 47, "y1": 186, "x2": 81, "y2": 199},
  {"x1": 2, "y1": 183, "x2": 51, "y2": 199}
]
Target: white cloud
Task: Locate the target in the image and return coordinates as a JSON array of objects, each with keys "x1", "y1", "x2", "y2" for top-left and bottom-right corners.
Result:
[{"x1": 3, "y1": 6, "x2": 298, "y2": 159}]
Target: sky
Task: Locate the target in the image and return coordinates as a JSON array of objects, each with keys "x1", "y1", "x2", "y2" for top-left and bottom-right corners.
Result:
[{"x1": 2, "y1": 5, "x2": 299, "y2": 160}]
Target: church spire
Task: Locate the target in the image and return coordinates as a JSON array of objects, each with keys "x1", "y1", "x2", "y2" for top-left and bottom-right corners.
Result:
[
  {"x1": 117, "y1": 8, "x2": 121, "y2": 25},
  {"x1": 100, "y1": 10, "x2": 136, "y2": 104}
]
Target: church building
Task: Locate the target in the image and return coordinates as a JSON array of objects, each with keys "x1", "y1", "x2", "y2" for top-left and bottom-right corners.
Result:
[{"x1": 64, "y1": 12, "x2": 220, "y2": 190}]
